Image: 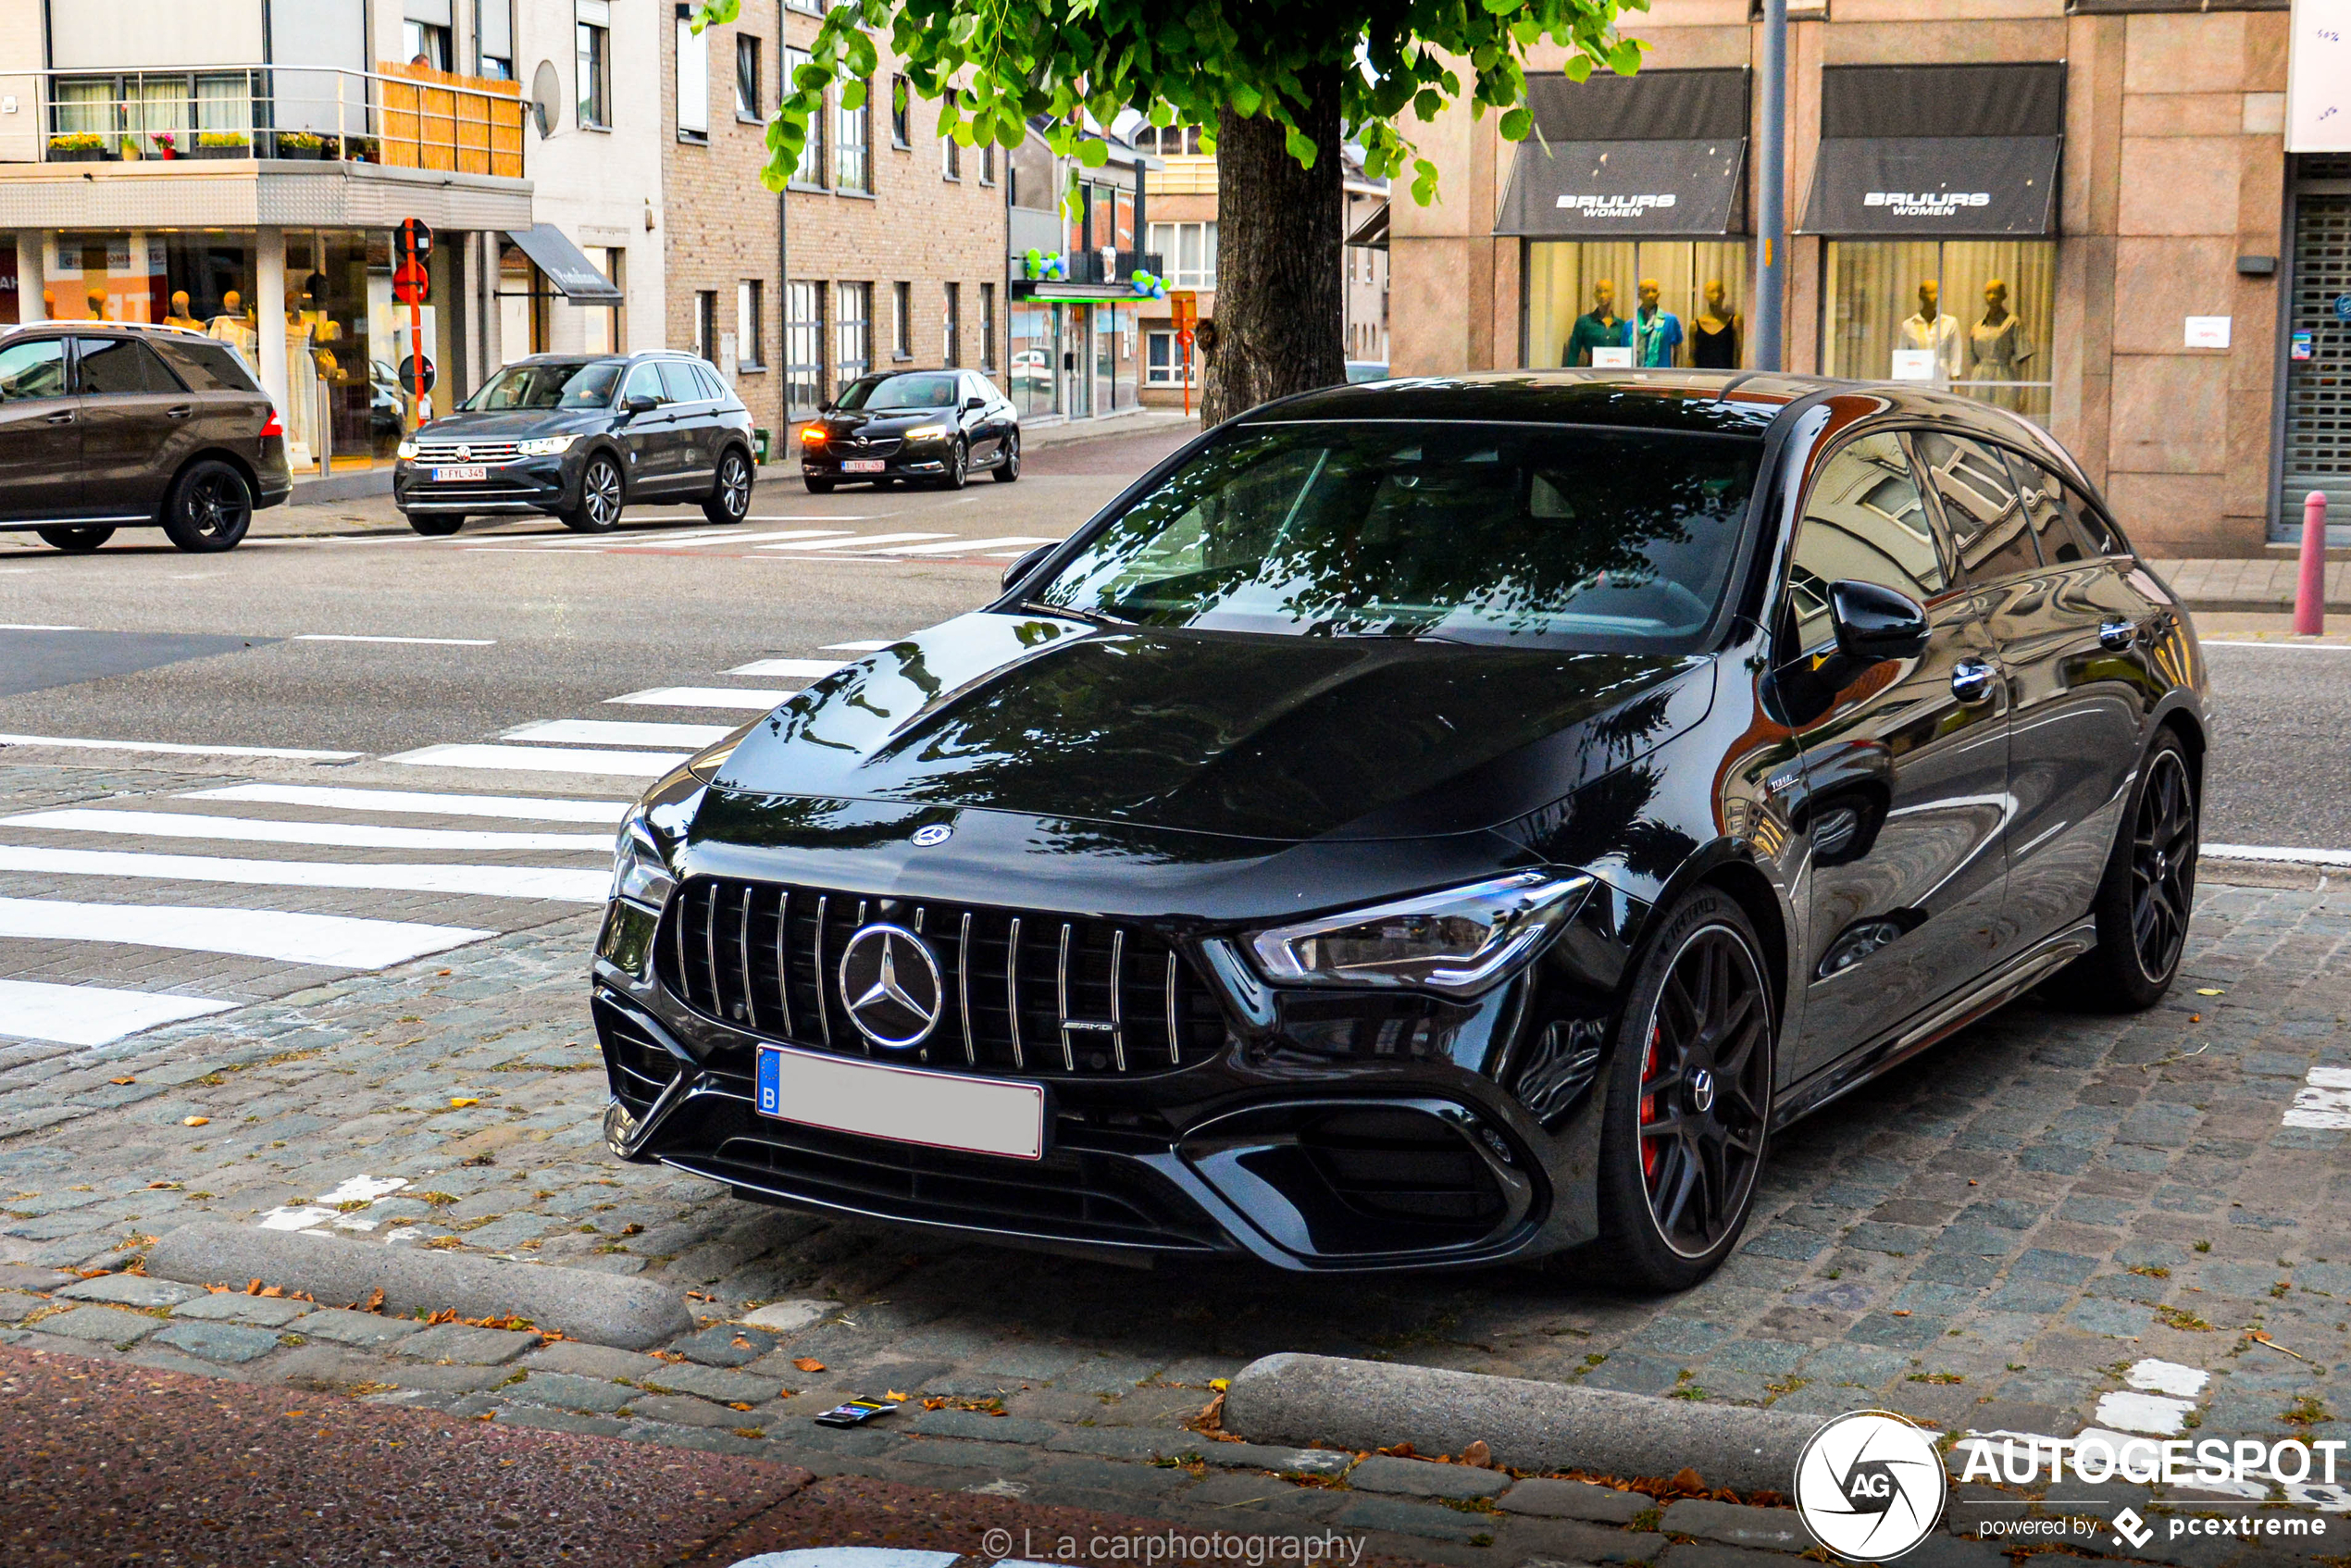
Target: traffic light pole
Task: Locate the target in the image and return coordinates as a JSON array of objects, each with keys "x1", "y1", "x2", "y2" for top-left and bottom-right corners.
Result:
[{"x1": 406, "y1": 228, "x2": 427, "y2": 425}]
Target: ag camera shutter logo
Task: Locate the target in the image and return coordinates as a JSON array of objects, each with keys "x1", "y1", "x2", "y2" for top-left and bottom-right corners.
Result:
[{"x1": 1794, "y1": 1411, "x2": 1947, "y2": 1560}]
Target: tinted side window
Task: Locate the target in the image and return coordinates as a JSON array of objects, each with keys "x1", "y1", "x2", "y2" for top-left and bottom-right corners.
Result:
[
  {"x1": 77, "y1": 338, "x2": 181, "y2": 395},
  {"x1": 1785, "y1": 431, "x2": 1946, "y2": 654},
  {"x1": 0, "y1": 339, "x2": 68, "y2": 401},
  {"x1": 153, "y1": 338, "x2": 261, "y2": 392},
  {"x1": 2062, "y1": 482, "x2": 2127, "y2": 558},
  {"x1": 1913, "y1": 430, "x2": 2038, "y2": 583},
  {"x1": 1996, "y1": 449, "x2": 2088, "y2": 566},
  {"x1": 623, "y1": 364, "x2": 669, "y2": 404},
  {"x1": 692, "y1": 362, "x2": 728, "y2": 401},
  {"x1": 659, "y1": 361, "x2": 705, "y2": 404}
]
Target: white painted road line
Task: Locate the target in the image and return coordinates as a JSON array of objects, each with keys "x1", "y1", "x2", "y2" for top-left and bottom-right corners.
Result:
[
  {"x1": 292, "y1": 634, "x2": 498, "y2": 646},
  {"x1": 726, "y1": 658, "x2": 847, "y2": 678},
  {"x1": 606, "y1": 687, "x2": 790, "y2": 711},
  {"x1": 183, "y1": 784, "x2": 631, "y2": 824},
  {"x1": 0, "y1": 732, "x2": 360, "y2": 761},
  {"x1": 601, "y1": 529, "x2": 852, "y2": 550},
  {"x1": 502, "y1": 718, "x2": 738, "y2": 748},
  {"x1": 756, "y1": 532, "x2": 954, "y2": 552},
  {"x1": 873, "y1": 535, "x2": 1060, "y2": 556},
  {"x1": 386, "y1": 742, "x2": 690, "y2": 778},
  {"x1": 2204, "y1": 843, "x2": 2351, "y2": 868},
  {"x1": 0, "y1": 844, "x2": 611, "y2": 902},
  {"x1": 0, "y1": 623, "x2": 84, "y2": 631},
  {"x1": 2202, "y1": 641, "x2": 2351, "y2": 650},
  {"x1": 0, "y1": 897, "x2": 492, "y2": 969},
  {"x1": 0, "y1": 808, "x2": 613, "y2": 853},
  {"x1": 0, "y1": 978, "x2": 233, "y2": 1047},
  {"x1": 2285, "y1": 1065, "x2": 2351, "y2": 1129},
  {"x1": 745, "y1": 515, "x2": 880, "y2": 522},
  {"x1": 521, "y1": 525, "x2": 752, "y2": 549}
]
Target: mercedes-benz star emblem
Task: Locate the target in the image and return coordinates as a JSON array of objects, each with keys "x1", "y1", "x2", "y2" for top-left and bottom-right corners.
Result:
[
  {"x1": 838, "y1": 924, "x2": 944, "y2": 1049},
  {"x1": 911, "y1": 824, "x2": 953, "y2": 847},
  {"x1": 1689, "y1": 1067, "x2": 1717, "y2": 1114}
]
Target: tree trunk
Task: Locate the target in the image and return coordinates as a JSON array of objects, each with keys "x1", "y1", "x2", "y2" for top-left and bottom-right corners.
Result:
[{"x1": 1200, "y1": 64, "x2": 1346, "y2": 427}]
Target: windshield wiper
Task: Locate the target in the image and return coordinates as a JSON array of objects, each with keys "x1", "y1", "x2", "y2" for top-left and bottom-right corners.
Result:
[{"x1": 1017, "y1": 600, "x2": 1132, "y2": 629}]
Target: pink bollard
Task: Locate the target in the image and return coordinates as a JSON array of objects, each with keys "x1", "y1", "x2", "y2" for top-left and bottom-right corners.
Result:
[{"x1": 2295, "y1": 490, "x2": 2329, "y2": 637}]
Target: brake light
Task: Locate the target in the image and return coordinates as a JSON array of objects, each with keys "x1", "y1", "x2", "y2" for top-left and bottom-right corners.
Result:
[{"x1": 259, "y1": 406, "x2": 283, "y2": 439}]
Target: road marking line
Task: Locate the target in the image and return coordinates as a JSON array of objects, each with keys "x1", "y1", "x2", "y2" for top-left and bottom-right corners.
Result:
[
  {"x1": 0, "y1": 623, "x2": 83, "y2": 631},
  {"x1": 0, "y1": 808, "x2": 612, "y2": 853},
  {"x1": 0, "y1": 897, "x2": 493, "y2": 968},
  {"x1": 745, "y1": 515, "x2": 883, "y2": 522},
  {"x1": 521, "y1": 524, "x2": 752, "y2": 549},
  {"x1": 823, "y1": 641, "x2": 897, "y2": 652},
  {"x1": 756, "y1": 532, "x2": 954, "y2": 552},
  {"x1": 726, "y1": 657, "x2": 847, "y2": 678},
  {"x1": 182, "y1": 785, "x2": 630, "y2": 823},
  {"x1": 0, "y1": 979, "x2": 232, "y2": 1047},
  {"x1": 2285, "y1": 1065, "x2": 2351, "y2": 1129},
  {"x1": 292, "y1": 634, "x2": 498, "y2": 646},
  {"x1": 600, "y1": 529, "x2": 852, "y2": 550},
  {"x1": 502, "y1": 718, "x2": 738, "y2": 748},
  {"x1": 386, "y1": 742, "x2": 690, "y2": 778},
  {"x1": 0, "y1": 844, "x2": 610, "y2": 901},
  {"x1": 872, "y1": 535, "x2": 1060, "y2": 556},
  {"x1": 0, "y1": 732, "x2": 360, "y2": 761},
  {"x1": 606, "y1": 687, "x2": 790, "y2": 710},
  {"x1": 2201, "y1": 641, "x2": 2351, "y2": 650},
  {"x1": 2204, "y1": 843, "x2": 2351, "y2": 868}
]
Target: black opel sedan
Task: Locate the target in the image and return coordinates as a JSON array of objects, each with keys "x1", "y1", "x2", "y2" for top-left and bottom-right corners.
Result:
[
  {"x1": 393, "y1": 352, "x2": 756, "y2": 535},
  {"x1": 799, "y1": 368, "x2": 1020, "y2": 492},
  {"x1": 591, "y1": 372, "x2": 2207, "y2": 1288}
]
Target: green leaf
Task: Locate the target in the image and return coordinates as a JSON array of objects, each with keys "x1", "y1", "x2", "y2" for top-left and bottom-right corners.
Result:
[
  {"x1": 1077, "y1": 137, "x2": 1110, "y2": 168},
  {"x1": 840, "y1": 79, "x2": 867, "y2": 110},
  {"x1": 1284, "y1": 122, "x2": 1318, "y2": 166},
  {"x1": 1498, "y1": 106, "x2": 1531, "y2": 142},
  {"x1": 1609, "y1": 38, "x2": 1645, "y2": 74}
]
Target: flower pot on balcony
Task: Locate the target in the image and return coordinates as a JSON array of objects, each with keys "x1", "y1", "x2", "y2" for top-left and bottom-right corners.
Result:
[
  {"x1": 47, "y1": 140, "x2": 113, "y2": 163},
  {"x1": 190, "y1": 142, "x2": 251, "y2": 159}
]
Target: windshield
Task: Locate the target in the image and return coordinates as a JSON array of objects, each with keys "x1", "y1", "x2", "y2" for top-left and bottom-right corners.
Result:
[
  {"x1": 465, "y1": 360, "x2": 623, "y2": 411},
  {"x1": 837, "y1": 372, "x2": 959, "y2": 412},
  {"x1": 1030, "y1": 422, "x2": 1763, "y2": 648}
]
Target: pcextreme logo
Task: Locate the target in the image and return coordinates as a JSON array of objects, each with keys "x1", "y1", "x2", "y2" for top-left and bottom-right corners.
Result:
[
  {"x1": 1793, "y1": 1411, "x2": 1948, "y2": 1561},
  {"x1": 1554, "y1": 193, "x2": 1678, "y2": 215}
]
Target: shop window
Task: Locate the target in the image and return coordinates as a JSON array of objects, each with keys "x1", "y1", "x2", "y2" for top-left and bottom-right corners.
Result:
[
  {"x1": 784, "y1": 48, "x2": 822, "y2": 186},
  {"x1": 735, "y1": 35, "x2": 762, "y2": 121},
  {"x1": 1008, "y1": 302, "x2": 1055, "y2": 420},
  {"x1": 836, "y1": 80, "x2": 869, "y2": 192},
  {"x1": 836, "y1": 281, "x2": 873, "y2": 386},
  {"x1": 1524, "y1": 241, "x2": 1751, "y2": 370},
  {"x1": 577, "y1": 3, "x2": 612, "y2": 130},
  {"x1": 1823, "y1": 241, "x2": 2053, "y2": 423},
  {"x1": 739, "y1": 280, "x2": 765, "y2": 369},
  {"x1": 785, "y1": 280, "x2": 824, "y2": 413}
]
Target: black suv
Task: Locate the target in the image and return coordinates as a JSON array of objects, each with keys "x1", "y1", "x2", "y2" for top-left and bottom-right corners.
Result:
[
  {"x1": 799, "y1": 368, "x2": 1020, "y2": 492},
  {"x1": 0, "y1": 323, "x2": 292, "y2": 553},
  {"x1": 394, "y1": 352, "x2": 757, "y2": 535}
]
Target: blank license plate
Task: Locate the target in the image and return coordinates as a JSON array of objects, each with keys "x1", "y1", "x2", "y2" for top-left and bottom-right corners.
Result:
[
  {"x1": 840, "y1": 459, "x2": 887, "y2": 473},
  {"x1": 432, "y1": 465, "x2": 488, "y2": 482},
  {"x1": 754, "y1": 1044, "x2": 1044, "y2": 1160}
]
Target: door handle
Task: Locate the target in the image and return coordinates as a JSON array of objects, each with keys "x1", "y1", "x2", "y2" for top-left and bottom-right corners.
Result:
[
  {"x1": 43, "y1": 410, "x2": 73, "y2": 425},
  {"x1": 165, "y1": 404, "x2": 194, "y2": 419},
  {"x1": 1950, "y1": 659, "x2": 1998, "y2": 705},
  {"x1": 2098, "y1": 618, "x2": 2136, "y2": 652}
]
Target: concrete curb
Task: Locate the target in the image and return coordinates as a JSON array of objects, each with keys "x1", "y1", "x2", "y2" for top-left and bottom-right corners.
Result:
[
  {"x1": 1221, "y1": 1351, "x2": 1822, "y2": 1496},
  {"x1": 144, "y1": 1222, "x2": 692, "y2": 1350}
]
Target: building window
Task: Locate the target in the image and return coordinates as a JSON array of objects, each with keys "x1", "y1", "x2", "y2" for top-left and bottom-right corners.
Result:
[
  {"x1": 978, "y1": 282, "x2": 995, "y2": 371},
  {"x1": 785, "y1": 280, "x2": 825, "y2": 413},
  {"x1": 582, "y1": 247, "x2": 627, "y2": 354},
  {"x1": 675, "y1": 6, "x2": 710, "y2": 141},
  {"x1": 836, "y1": 282, "x2": 873, "y2": 387},
  {"x1": 836, "y1": 81, "x2": 869, "y2": 193},
  {"x1": 739, "y1": 280, "x2": 765, "y2": 369},
  {"x1": 942, "y1": 132, "x2": 960, "y2": 180},
  {"x1": 784, "y1": 0, "x2": 823, "y2": 12},
  {"x1": 942, "y1": 281, "x2": 961, "y2": 367},
  {"x1": 891, "y1": 281, "x2": 913, "y2": 361},
  {"x1": 404, "y1": 20, "x2": 453, "y2": 70},
  {"x1": 1148, "y1": 222, "x2": 1217, "y2": 289},
  {"x1": 694, "y1": 290, "x2": 719, "y2": 363},
  {"x1": 1145, "y1": 330, "x2": 1198, "y2": 386},
  {"x1": 784, "y1": 47, "x2": 822, "y2": 185},
  {"x1": 1525, "y1": 241, "x2": 1752, "y2": 374},
  {"x1": 1822, "y1": 239, "x2": 2056, "y2": 423},
  {"x1": 889, "y1": 74, "x2": 910, "y2": 147},
  {"x1": 576, "y1": 3, "x2": 611, "y2": 130},
  {"x1": 735, "y1": 35, "x2": 762, "y2": 121},
  {"x1": 979, "y1": 142, "x2": 995, "y2": 185}
]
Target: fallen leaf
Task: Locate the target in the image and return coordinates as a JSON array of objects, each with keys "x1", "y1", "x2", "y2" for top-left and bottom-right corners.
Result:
[
  {"x1": 146, "y1": 1181, "x2": 179, "y2": 1190},
  {"x1": 363, "y1": 1287, "x2": 386, "y2": 1313},
  {"x1": 108, "y1": 1077, "x2": 135, "y2": 1086},
  {"x1": 284, "y1": 1410, "x2": 305, "y2": 1418},
  {"x1": 437, "y1": 969, "x2": 453, "y2": 977},
  {"x1": 246, "y1": 1279, "x2": 264, "y2": 1295},
  {"x1": 884, "y1": 1390, "x2": 909, "y2": 1401},
  {"x1": 2195, "y1": 988, "x2": 2223, "y2": 996},
  {"x1": 792, "y1": 1358, "x2": 826, "y2": 1373},
  {"x1": 731, "y1": 1336, "x2": 753, "y2": 1350},
  {"x1": 1209, "y1": 1377, "x2": 1230, "y2": 1391},
  {"x1": 181, "y1": 1116, "x2": 209, "y2": 1127},
  {"x1": 1891, "y1": 1310, "x2": 1912, "y2": 1317},
  {"x1": 2190, "y1": 1014, "x2": 2201, "y2": 1024},
  {"x1": 1460, "y1": 1438, "x2": 1493, "y2": 1468},
  {"x1": 728, "y1": 1401, "x2": 753, "y2": 1412},
  {"x1": 449, "y1": 1097, "x2": 479, "y2": 1109}
]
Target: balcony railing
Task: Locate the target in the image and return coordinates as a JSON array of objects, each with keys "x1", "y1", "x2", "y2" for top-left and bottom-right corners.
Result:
[{"x1": 26, "y1": 63, "x2": 524, "y2": 177}]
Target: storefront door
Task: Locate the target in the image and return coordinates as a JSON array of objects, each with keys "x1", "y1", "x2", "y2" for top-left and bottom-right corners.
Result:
[
  {"x1": 1064, "y1": 305, "x2": 1090, "y2": 417},
  {"x1": 2283, "y1": 160, "x2": 2351, "y2": 542}
]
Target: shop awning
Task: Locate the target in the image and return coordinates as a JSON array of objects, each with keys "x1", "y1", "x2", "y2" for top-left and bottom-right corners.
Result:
[
  {"x1": 1799, "y1": 64, "x2": 2064, "y2": 237},
  {"x1": 504, "y1": 224, "x2": 623, "y2": 304},
  {"x1": 1347, "y1": 201, "x2": 1388, "y2": 250},
  {"x1": 1494, "y1": 67, "x2": 1750, "y2": 238}
]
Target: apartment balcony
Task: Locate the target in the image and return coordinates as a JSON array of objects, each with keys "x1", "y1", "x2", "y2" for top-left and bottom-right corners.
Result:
[{"x1": 0, "y1": 64, "x2": 531, "y2": 231}]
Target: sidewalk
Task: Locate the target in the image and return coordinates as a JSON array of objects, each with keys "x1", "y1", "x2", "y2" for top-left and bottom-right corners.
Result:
[{"x1": 2149, "y1": 558, "x2": 2351, "y2": 615}]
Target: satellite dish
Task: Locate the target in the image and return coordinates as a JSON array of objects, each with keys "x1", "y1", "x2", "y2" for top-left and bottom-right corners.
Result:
[{"x1": 530, "y1": 60, "x2": 560, "y2": 137}]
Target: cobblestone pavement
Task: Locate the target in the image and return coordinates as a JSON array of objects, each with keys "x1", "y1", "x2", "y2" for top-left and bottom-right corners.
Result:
[{"x1": 2, "y1": 779, "x2": 2345, "y2": 1563}]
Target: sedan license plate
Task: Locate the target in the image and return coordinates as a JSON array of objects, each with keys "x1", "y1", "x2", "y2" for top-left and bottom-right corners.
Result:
[
  {"x1": 431, "y1": 465, "x2": 489, "y2": 482},
  {"x1": 840, "y1": 459, "x2": 888, "y2": 474},
  {"x1": 754, "y1": 1044, "x2": 1044, "y2": 1160}
]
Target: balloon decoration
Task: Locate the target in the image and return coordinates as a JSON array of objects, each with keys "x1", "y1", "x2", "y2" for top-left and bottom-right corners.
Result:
[
  {"x1": 1022, "y1": 249, "x2": 1069, "y2": 281},
  {"x1": 1128, "y1": 269, "x2": 1167, "y2": 300}
]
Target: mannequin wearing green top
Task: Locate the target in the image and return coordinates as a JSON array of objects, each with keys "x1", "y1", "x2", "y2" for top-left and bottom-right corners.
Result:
[{"x1": 1563, "y1": 280, "x2": 1629, "y2": 367}]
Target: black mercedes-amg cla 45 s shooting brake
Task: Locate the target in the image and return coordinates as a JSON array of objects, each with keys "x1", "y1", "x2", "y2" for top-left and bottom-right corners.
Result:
[{"x1": 590, "y1": 371, "x2": 2208, "y2": 1290}]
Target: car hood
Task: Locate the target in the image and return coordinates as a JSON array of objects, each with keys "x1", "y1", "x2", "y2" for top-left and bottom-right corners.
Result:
[
  {"x1": 420, "y1": 408, "x2": 609, "y2": 439},
  {"x1": 819, "y1": 407, "x2": 957, "y2": 436},
  {"x1": 705, "y1": 612, "x2": 1714, "y2": 842}
]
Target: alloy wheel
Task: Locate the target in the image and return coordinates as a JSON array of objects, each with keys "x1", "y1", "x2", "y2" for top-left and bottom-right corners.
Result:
[
  {"x1": 183, "y1": 472, "x2": 246, "y2": 541},
  {"x1": 583, "y1": 459, "x2": 622, "y2": 529},
  {"x1": 1636, "y1": 924, "x2": 1771, "y2": 1259},
  {"x1": 2129, "y1": 748, "x2": 2196, "y2": 983},
  {"x1": 717, "y1": 453, "x2": 750, "y2": 517}
]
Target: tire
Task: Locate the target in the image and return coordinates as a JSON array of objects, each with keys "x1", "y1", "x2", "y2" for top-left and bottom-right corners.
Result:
[
  {"x1": 407, "y1": 515, "x2": 465, "y2": 536},
  {"x1": 36, "y1": 526, "x2": 114, "y2": 553},
  {"x1": 804, "y1": 476, "x2": 836, "y2": 495},
  {"x1": 939, "y1": 439, "x2": 967, "y2": 491},
  {"x1": 1592, "y1": 888, "x2": 1774, "y2": 1292},
  {"x1": 160, "y1": 459, "x2": 253, "y2": 552},
  {"x1": 562, "y1": 454, "x2": 625, "y2": 532},
  {"x1": 991, "y1": 432, "x2": 1022, "y2": 482},
  {"x1": 703, "y1": 446, "x2": 753, "y2": 526},
  {"x1": 2046, "y1": 730, "x2": 2197, "y2": 1012}
]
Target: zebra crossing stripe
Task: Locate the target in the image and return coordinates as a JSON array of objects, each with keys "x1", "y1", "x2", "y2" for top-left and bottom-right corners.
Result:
[
  {"x1": 384, "y1": 743, "x2": 690, "y2": 778},
  {"x1": 501, "y1": 718, "x2": 739, "y2": 748},
  {"x1": 0, "y1": 732, "x2": 359, "y2": 761},
  {"x1": 0, "y1": 978, "x2": 232, "y2": 1047},
  {"x1": 0, "y1": 845, "x2": 610, "y2": 902},
  {"x1": 0, "y1": 897, "x2": 492, "y2": 969},
  {"x1": 605, "y1": 688, "x2": 791, "y2": 711},
  {"x1": 725, "y1": 658, "x2": 846, "y2": 678},
  {"x1": 0, "y1": 809, "x2": 612, "y2": 854},
  {"x1": 181, "y1": 785, "x2": 630, "y2": 823}
]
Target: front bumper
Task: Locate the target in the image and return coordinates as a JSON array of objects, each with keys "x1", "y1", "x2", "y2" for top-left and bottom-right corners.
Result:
[
  {"x1": 801, "y1": 438, "x2": 953, "y2": 481},
  {"x1": 393, "y1": 454, "x2": 577, "y2": 515}
]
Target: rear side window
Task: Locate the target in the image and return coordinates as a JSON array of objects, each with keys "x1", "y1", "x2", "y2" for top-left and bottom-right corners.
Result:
[
  {"x1": 2063, "y1": 483, "x2": 2128, "y2": 558},
  {"x1": 690, "y1": 361, "x2": 728, "y2": 401},
  {"x1": 1912, "y1": 430, "x2": 2039, "y2": 583},
  {"x1": 152, "y1": 337, "x2": 261, "y2": 393},
  {"x1": 1785, "y1": 431, "x2": 1947, "y2": 654},
  {"x1": 77, "y1": 337, "x2": 184, "y2": 395},
  {"x1": 659, "y1": 361, "x2": 705, "y2": 404},
  {"x1": 0, "y1": 338, "x2": 68, "y2": 400}
]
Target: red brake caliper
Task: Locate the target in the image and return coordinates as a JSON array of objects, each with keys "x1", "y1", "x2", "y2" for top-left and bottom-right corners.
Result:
[{"x1": 1638, "y1": 1024, "x2": 1661, "y2": 1183}]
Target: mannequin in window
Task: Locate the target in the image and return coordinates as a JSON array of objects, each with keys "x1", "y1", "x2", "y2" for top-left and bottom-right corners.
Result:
[
  {"x1": 164, "y1": 290, "x2": 205, "y2": 331},
  {"x1": 207, "y1": 289, "x2": 258, "y2": 360},
  {"x1": 1899, "y1": 280, "x2": 1963, "y2": 382},
  {"x1": 85, "y1": 289, "x2": 110, "y2": 321},
  {"x1": 1967, "y1": 278, "x2": 2034, "y2": 410},
  {"x1": 1563, "y1": 280, "x2": 1627, "y2": 367},
  {"x1": 1632, "y1": 278, "x2": 1683, "y2": 368},
  {"x1": 283, "y1": 306, "x2": 318, "y2": 467},
  {"x1": 1691, "y1": 280, "x2": 1740, "y2": 369}
]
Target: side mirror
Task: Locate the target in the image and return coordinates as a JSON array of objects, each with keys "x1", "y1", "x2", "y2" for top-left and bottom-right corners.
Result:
[
  {"x1": 1001, "y1": 542, "x2": 1055, "y2": 594},
  {"x1": 817, "y1": 398, "x2": 834, "y2": 413},
  {"x1": 964, "y1": 395, "x2": 986, "y2": 412},
  {"x1": 623, "y1": 393, "x2": 660, "y2": 415},
  {"x1": 1828, "y1": 579, "x2": 1931, "y2": 664}
]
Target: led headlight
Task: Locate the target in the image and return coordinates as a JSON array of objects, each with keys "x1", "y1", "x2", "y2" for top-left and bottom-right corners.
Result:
[
  {"x1": 516, "y1": 434, "x2": 578, "y2": 456},
  {"x1": 901, "y1": 423, "x2": 951, "y2": 442},
  {"x1": 1245, "y1": 872, "x2": 1593, "y2": 998},
  {"x1": 611, "y1": 813, "x2": 678, "y2": 913},
  {"x1": 396, "y1": 438, "x2": 419, "y2": 460}
]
